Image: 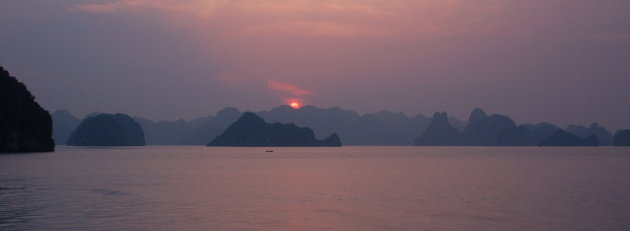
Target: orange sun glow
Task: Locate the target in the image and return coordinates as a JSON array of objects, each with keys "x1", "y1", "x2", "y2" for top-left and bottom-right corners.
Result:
[{"x1": 290, "y1": 102, "x2": 301, "y2": 109}]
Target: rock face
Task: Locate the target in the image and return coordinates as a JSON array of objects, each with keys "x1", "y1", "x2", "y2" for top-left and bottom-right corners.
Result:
[
  {"x1": 131, "y1": 105, "x2": 469, "y2": 146},
  {"x1": 583, "y1": 134, "x2": 599, "y2": 146},
  {"x1": 1, "y1": 66, "x2": 54, "y2": 152},
  {"x1": 208, "y1": 112, "x2": 342, "y2": 147},
  {"x1": 51, "y1": 109, "x2": 80, "y2": 145},
  {"x1": 412, "y1": 108, "x2": 612, "y2": 147},
  {"x1": 184, "y1": 107, "x2": 242, "y2": 145},
  {"x1": 414, "y1": 112, "x2": 462, "y2": 146},
  {"x1": 566, "y1": 123, "x2": 613, "y2": 146},
  {"x1": 413, "y1": 109, "x2": 522, "y2": 146},
  {"x1": 320, "y1": 133, "x2": 342, "y2": 147},
  {"x1": 495, "y1": 126, "x2": 530, "y2": 146},
  {"x1": 135, "y1": 105, "x2": 466, "y2": 146},
  {"x1": 135, "y1": 107, "x2": 242, "y2": 145},
  {"x1": 520, "y1": 123, "x2": 560, "y2": 145},
  {"x1": 613, "y1": 130, "x2": 630, "y2": 146},
  {"x1": 467, "y1": 108, "x2": 488, "y2": 124},
  {"x1": 134, "y1": 117, "x2": 189, "y2": 145},
  {"x1": 538, "y1": 129, "x2": 598, "y2": 146},
  {"x1": 259, "y1": 105, "x2": 446, "y2": 145},
  {"x1": 67, "y1": 113, "x2": 145, "y2": 146},
  {"x1": 462, "y1": 109, "x2": 518, "y2": 146}
]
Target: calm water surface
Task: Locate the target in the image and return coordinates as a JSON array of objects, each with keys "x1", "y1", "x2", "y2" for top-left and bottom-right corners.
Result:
[{"x1": 1, "y1": 146, "x2": 629, "y2": 230}]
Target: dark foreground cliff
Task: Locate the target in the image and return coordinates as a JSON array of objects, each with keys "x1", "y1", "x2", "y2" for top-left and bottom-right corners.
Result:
[
  {"x1": 208, "y1": 112, "x2": 342, "y2": 147},
  {"x1": 67, "y1": 113, "x2": 145, "y2": 146},
  {"x1": 1, "y1": 66, "x2": 54, "y2": 152}
]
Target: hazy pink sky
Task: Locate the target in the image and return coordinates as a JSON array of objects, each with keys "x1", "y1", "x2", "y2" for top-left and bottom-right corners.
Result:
[{"x1": 1, "y1": 0, "x2": 629, "y2": 130}]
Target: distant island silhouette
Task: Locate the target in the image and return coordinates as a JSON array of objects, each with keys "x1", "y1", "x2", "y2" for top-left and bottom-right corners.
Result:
[
  {"x1": 139, "y1": 107, "x2": 242, "y2": 145},
  {"x1": 538, "y1": 129, "x2": 598, "y2": 147},
  {"x1": 208, "y1": 112, "x2": 342, "y2": 147},
  {"x1": 567, "y1": 123, "x2": 613, "y2": 146},
  {"x1": 414, "y1": 112, "x2": 462, "y2": 146},
  {"x1": 1, "y1": 66, "x2": 54, "y2": 152},
  {"x1": 52, "y1": 106, "x2": 629, "y2": 147},
  {"x1": 53, "y1": 106, "x2": 460, "y2": 146},
  {"x1": 67, "y1": 113, "x2": 145, "y2": 146},
  {"x1": 414, "y1": 108, "x2": 613, "y2": 146},
  {"x1": 613, "y1": 130, "x2": 630, "y2": 146},
  {"x1": 51, "y1": 109, "x2": 80, "y2": 145}
]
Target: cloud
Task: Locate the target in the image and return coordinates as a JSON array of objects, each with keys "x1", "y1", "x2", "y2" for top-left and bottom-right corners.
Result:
[
  {"x1": 70, "y1": 0, "x2": 501, "y2": 38},
  {"x1": 73, "y1": 0, "x2": 151, "y2": 13},
  {"x1": 268, "y1": 80, "x2": 312, "y2": 96},
  {"x1": 240, "y1": 20, "x2": 393, "y2": 38},
  {"x1": 73, "y1": 0, "x2": 203, "y2": 14}
]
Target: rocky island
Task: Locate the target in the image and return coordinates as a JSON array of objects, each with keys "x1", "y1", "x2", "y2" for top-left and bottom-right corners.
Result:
[
  {"x1": 413, "y1": 112, "x2": 462, "y2": 146},
  {"x1": 1, "y1": 66, "x2": 55, "y2": 152},
  {"x1": 51, "y1": 109, "x2": 80, "y2": 145},
  {"x1": 67, "y1": 113, "x2": 145, "y2": 146},
  {"x1": 461, "y1": 109, "x2": 519, "y2": 146},
  {"x1": 538, "y1": 129, "x2": 598, "y2": 146},
  {"x1": 208, "y1": 112, "x2": 342, "y2": 147},
  {"x1": 613, "y1": 130, "x2": 630, "y2": 146}
]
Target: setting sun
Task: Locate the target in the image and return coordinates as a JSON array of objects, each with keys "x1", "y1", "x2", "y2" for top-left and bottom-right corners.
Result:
[{"x1": 290, "y1": 102, "x2": 301, "y2": 109}]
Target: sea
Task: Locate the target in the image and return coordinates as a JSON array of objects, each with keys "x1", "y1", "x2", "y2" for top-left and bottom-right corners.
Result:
[{"x1": 1, "y1": 146, "x2": 629, "y2": 230}]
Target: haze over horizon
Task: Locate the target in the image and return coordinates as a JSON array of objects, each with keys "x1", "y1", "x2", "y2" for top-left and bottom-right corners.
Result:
[{"x1": 2, "y1": 0, "x2": 629, "y2": 130}]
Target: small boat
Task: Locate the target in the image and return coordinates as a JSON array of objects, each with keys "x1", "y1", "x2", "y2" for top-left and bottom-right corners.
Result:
[{"x1": 265, "y1": 150, "x2": 274, "y2": 152}]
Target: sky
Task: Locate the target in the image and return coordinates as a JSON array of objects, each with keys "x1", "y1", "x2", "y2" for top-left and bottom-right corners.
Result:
[{"x1": 1, "y1": 0, "x2": 629, "y2": 130}]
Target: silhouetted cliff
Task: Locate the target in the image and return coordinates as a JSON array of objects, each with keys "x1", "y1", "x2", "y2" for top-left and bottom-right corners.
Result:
[
  {"x1": 520, "y1": 123, "x2": 560, "y2": 145},
  {"x1": 57, "y1": 105, "x2": 623, "y2": 147},
  {"x1": 467, "y1": 108, "x2": 488, "y2": 124},
  {"x1": 462, "y1": 109, "x2": 518, "y2": 146},
  {"x1": 135, "y1": 117, "x2": 190, "y2": 145},
  {"x1": 411, "y1": 108, "x2": 610, "y2": 147},
  {"x1": 613, "y1": 130, "x2": 630, "y2": 146},
  {"x1": 566, "y1": 123, "x2": 613, "y2": 146},
  {"x1": 259, "y1": 105, "x2": 434, "y2": 145},
  {"x1": 135, "y1": 105, "x2": 466, "y2": 146},
  {"x1": 1, "y1": 66, "x2": 54, "y2": 152},
  {"x1": 135, "y1": 107, "x2": 241, "y2": 145},
  {"x1": 184, "y1": 107, "x2": 242, "y2": 145},
  {"x1": 414, "y1": 112, "x2": 462, "y2": 146},
  {"x1": 208, "y1": 112, "x2": 342, "y2": 147},
  {"x1": 320, "y1": 133, "x2": 342, "y2": 147},
  {"x1": 51, "y1": 109, "x2": 80, "y2": 145},
  {"x1": 495, "y1": 126, "x2": 530, "y2": 146},
  {"x1": 67, "y1": 113, "x2": 145, "y2": 146},
  {"x1": 583, "y1": 134, "x2": 599, "y2": 146},
  {"x1": 538, "y1": 129, "x2": 597, "y2": 146}
]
